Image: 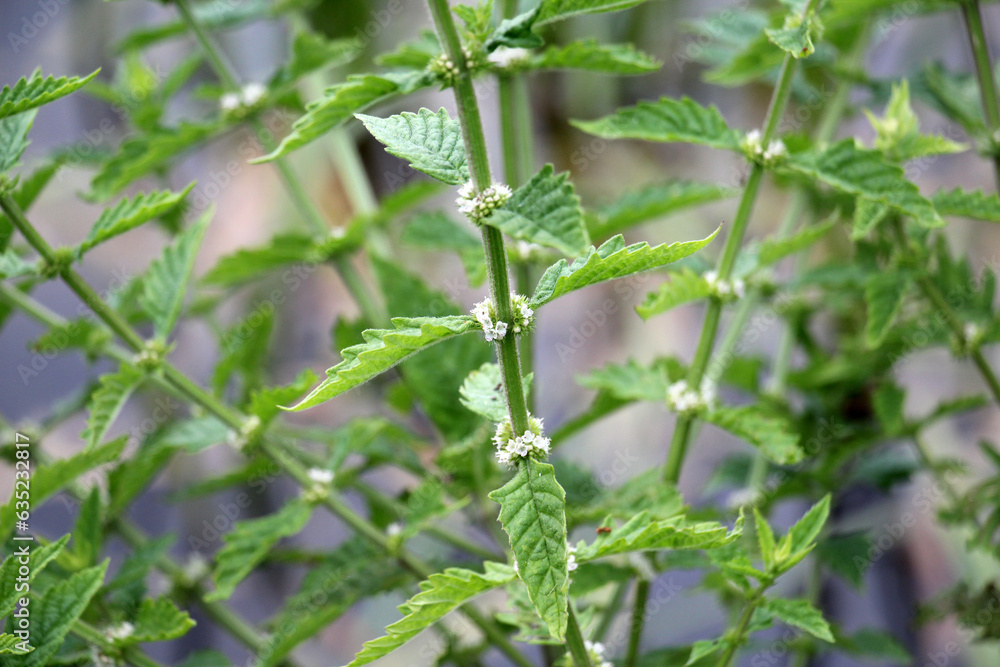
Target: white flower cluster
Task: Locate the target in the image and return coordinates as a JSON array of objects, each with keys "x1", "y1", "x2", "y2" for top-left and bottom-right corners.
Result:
[
  {"x1": 704, "y1": 270, "x2": 746, "y2": 300},
  {"x1": 429, "y1": 53, "x2": 461, "y2": 82},
  {"x1": 488, "y1": 46, "x2": 533, "y2": 69},
  {"x1": 227, "y1": 415, "x2": 262, "y2": 451},
  {"x1": 666, "y1": 379, "x2": 716, "y2": 414},
  {"x1": 307, "y1": 467, "x2": 334, "y2": 485},
  {"x1": 584, "y1": 641, "x2": 614, "y2": 667},
  {"x1": 106, "y1": 622, "x2": 135, "y2": 641},
  {"x1": 953, "y1": 322, "x2": 984, "y2": 355},
  {"x1": 219, "y1": 83, "x2": 266, "y2": 113},
  {"x1": 567, "y1": 542, "x2": 578, "y2": 572},
  {"x1": 493, "y1": 414, "x2": 551, "y2": 466},
  {"x1": 456, "y1": 180, "x2": 512, "y2": 221},
  {"x1": 510, "y1": 292, "x2": 535, "y2": 334},
  {"x1": 472, "y1": 297, "x2": 508, "y2": 342},
  {"x1": 741, "y1": 129, "x2": 788, "y2": 165}
]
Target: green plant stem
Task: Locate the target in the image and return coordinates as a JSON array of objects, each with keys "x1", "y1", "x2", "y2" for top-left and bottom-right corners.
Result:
[
  {"x1": 624, "y1": 578, "x2": 649, "y2": 667},
  {"x1": 791, "y1": 559, "x2": 823, "y2": 667},
  {"x1": 594, "y1": 580, "x2": 630, "y2": 642},
  {"x1": 959, "y1": 0, "x2": 1000, "y2": 187},
  {"x1": 663, "y1": 0, "x2": 823, "y2": 484},
  {"x1": 3, "y1": 194, "x2": 533, "y2": 667},
  {"x1": 715, "y1": 585, "x2": 767, "y2": 667},
  {"x1": 72, "y1": 619, "x2": 167, "y2": 667},
  {"x1": 175, "y1": 0, "x2": 388, "y2": 325},
  {"x1": 426, "y1": 0, "x2": 530, "y2": 438},
  {"x1": 566, "y1": 605, "x2": 595, "y2": 667}
]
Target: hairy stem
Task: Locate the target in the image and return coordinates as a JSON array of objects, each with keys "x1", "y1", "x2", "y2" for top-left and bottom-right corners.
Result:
[
  {"x1": 566, "y1": 605, "x2": 596, "y2": 667},
  {"x1": 959, "y1": 0, "x2": 1000, "y2": 188},
  {"x1": 426, "y1": 0, "x2": 530, "y2": 437}
]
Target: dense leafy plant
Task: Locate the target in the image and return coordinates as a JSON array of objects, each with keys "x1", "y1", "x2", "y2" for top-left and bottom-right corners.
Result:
[{"x1": 2, "y1": 0, "x2": 1000, "y2": 665}]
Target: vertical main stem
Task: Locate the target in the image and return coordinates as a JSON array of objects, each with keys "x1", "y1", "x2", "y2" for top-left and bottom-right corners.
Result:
[
  {"x1": 624, "y1": 579, "x2": 650, "y2": 667},
  {"x1": 960, "y1": 0, "x2": 1000, "y2": 188},
  {"x1": 426, "y1": 0, "x2": 530, "y2": 436},
  {"x1": 663, "y1": 0, "x2": 817, "y2": 484}
]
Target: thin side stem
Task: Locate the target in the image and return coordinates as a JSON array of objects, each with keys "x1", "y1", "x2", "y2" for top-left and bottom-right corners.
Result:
[
  {"x1": 960, "y1": 0, "x2": 1000, "y2": 187},
  {"x1": 715, "y1": 586, "x2": 767, "y2": 667},
  {"x1": 624, "y1": 579, "x2": 649, "y2": 667},
  {"x1": 663, "y1": 0, "x2": 822, "y2": 484},
  {"x1": 73, "y1": 620, "x2": 167, "y2": 667}
]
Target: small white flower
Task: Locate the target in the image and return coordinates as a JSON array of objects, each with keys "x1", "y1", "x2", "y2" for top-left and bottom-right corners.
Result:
[
  {"x1": 387, "y1": 522, "x2": 403, "y2": 537},
  {"x1": 429, "y1": 53, "x2": 461, "y2": 82},
  {"x1": 240, "y1": 82, "x2": 266, "y2": 106},
  {"x1": 456, "y1": 180, "x2": 512, "y2": 221},
  {"x1": 704, "y1": 270, "x2": 744, "y2": 301},
  {"x1": 493, "y1": 414, "x2": 551, "y2": 466},
  {"x1": 567, "y1": 542, "x2": 578, "y2": 572},
  {"x1": 510, "y1": 291, "x2": 535, "y2": 334},
  {"x1": 219, "y1": 91, "x2": 241, "y2": 112},
  {"x1": 228, "y1": 415, "x2": 262, "y2": 451},
  {"x1": 307, "y1": 468, "x2": 334, "y2": 485},
  {"x1": 666, "y1": 380, "x2": 715, "y2": 414},
  {"x1": 182, "y1": 554, "x2": 210, "y2": 584},
  {"x1": 741, "y1": 129, "x2": 763, "y2": 154},
  {"x1": 488, "y1": 46, "x2": 533, "y2": 69},
  {"x1": 727, "y1": 487, "x2": 761, "y2": 511},
  {"x1": 107, "y1": 622, "x2": 135, "y2": 641},
  {"x1": 763, "y1": 139, "x2": 787, "y2": 162},
  {"x1": 472, "y1": 297, "x2": 509, "y2": 342}
]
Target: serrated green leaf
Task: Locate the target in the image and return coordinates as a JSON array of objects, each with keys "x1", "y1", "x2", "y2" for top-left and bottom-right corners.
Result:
[
  {"x1": 0, "y1": 110, "x2": 37, "y2": 174},
  {"x1": 754, "y1": 508, "x2": 777, "y2": 571},
  {"x1": 785, "y1": 140, "x2": 942, "y2": 227},
  {"x1": 262, "y1": 541, "x2": 406, "y2": 667},
  {"x1": 126, "y1": 597, "x2": 196, "y2": 643},
  {"x1": 0, "y1": 635, "x2": 29, "y2": 654},
  {"x1": 756, "y1": 215, "x2": 837, "y2": 267},
  {"x1": 343, "y1": 562, "x2": 517, "y2": 667},
  {"x1": 530, "y1": 228, "x2": 718, "y2": 307},
  {"x1": 933, "y1": 188, "x2": 1000, "y2": 223},
  {"x1": 0, "y1": 438, "x2": 126, "y2": 539},
  {"x1": 247, "y1": 369, "x2": 318, "y2": 426},
  {"x1": 0, "y1": 535, "x2": 71, "y2": 619},
  {"x1": 287, "y1": 316, "x2": 478, "y2": 411},
  {"x1": 0, "y1": 71, "x2": 99, "y2": 119},
  {"x1": 701, "y1": 405, "x2": 803, "y2": 465},
  {"x1": 140, "y1": 210, "x2": 211, "y2": 340},
  {"x1": 918, "y1": 62, "x2": 985, "y2": 136},
  {"x1": 255, "y1": 72, "x2": 430, "y2": 162},
  {"x1": 765, "y1": 15, "x2": 815, "y2": 58},
  {"x1": 485, "y1": 164, "x2": 588, "y2": 256},
  {"x1": 156, "y1": 417, "x2": 230, "y2": 453},
  {"x1": 815, "y1": 532, "x2": 870, "y2": 589},
  {"x1": 838, "y1": 628, "x2": 910, "y2": 661},
  {"x1": 686, "y1": 639, "x2": 723, "y2": 665},
  {"x1": 782, "y1": 494, "x2": 831, "y2": 559},
  {"x1": 535, "y1": 0, "x2": 650, "y2": 25},
  {"x1": 460, "y1": 363, "x2": 509, "y2": 422},
  {"x1": 865, "y1": 271, "x2": 909, "y2": 346},
  {"x1": 577, "y1": 357, "x2": 685, "y2": 403},
  {"x1": 272, "y1": 32, "x2": 360, "y2": 87},
  {"x1": 357, "y1": 108, "x2": 468, "y2": 185},
  {"x1": 207, "y1": 500, "x2": 312, "y2": 601},
  {"x1": 81, "y1": 364, "x2": 145, "y2": 448},
  {"x1": 7, "y1": 561, "x2": 107, "y2": 667},
  {"x1": 89, "y1": 121, "x2": 221, "y2": 199},
  {"x1": 636, "y1": 268, "x2": 713, "y2": 319},
  {"x1": 532, "y1": 41, "x2": 661, "y2": 74},
  {"x1": 201, "y1": 232, "x2": 355, "y2": 287},
  {"x1": 486, "y1": 8, "x2": 544, "y2": 49},
  {"x1": 77, "y1": 186, "x2": 193, "y2": 256},
  {"x1": 576, "y1": 511, "x2": 739, "y2": 562},
  {"x1": 589, "y1": 180, "x2": 736, "y2": 239},
  {"x1": 70, "y1": 487, "x2": 102, "y2": 567},
  {"x1": 760, "y1": 597, "x2": 834, "y2": 642},
  {"x1": 571, "y1": 97, "x2": 741, "y2": 151},
  {"x1": 0, "y1": 249, "x2": 36, "y2": 279},
  {"x1": 489, "y1": 459, "x2": 569, "y2": 640},
  {"x1": 852, "y1": 197, "x2": 890, "y2": 239},
  {"x1": 107, "y1": 440, "x2": 178, "y2": 516}
]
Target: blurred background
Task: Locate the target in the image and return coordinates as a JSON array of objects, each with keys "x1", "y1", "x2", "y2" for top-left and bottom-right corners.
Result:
[{"x1": 2, "y1": 0, "x2": 1000, "y2": 665}]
